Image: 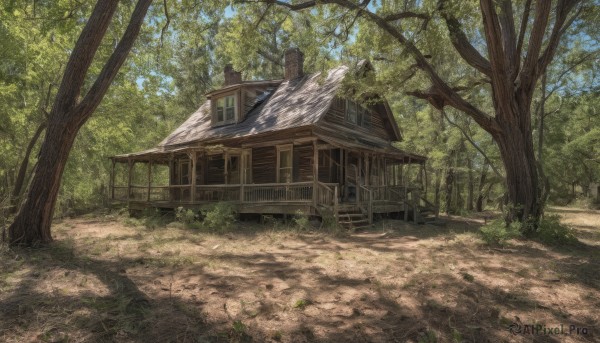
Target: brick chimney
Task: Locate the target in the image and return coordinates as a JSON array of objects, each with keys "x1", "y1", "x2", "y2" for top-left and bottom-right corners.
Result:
[
  {"x1": 284, "y1": 48, "x2": 304, "y2": 80},
  {"x1": 223, "y1": 64, "x2": 242, "y2": 86}
]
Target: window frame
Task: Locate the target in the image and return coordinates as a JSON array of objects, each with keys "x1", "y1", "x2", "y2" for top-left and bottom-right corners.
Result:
[
  {"x1": 345, "y1": 99, "x2": 371, "y2": 128},
  {"x1": 212, "y1": 92, "x2": 239, "y2": 126},
  {"x1": 276, "y1": 144, "x2": 293, "y2": 183},
  {"x1": 179, "y1": 160, "x2": 190, "y2": 185}
]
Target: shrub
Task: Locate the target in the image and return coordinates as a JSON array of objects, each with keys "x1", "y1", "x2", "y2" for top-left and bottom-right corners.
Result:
[
  {"x1": 292, "y1": 210, "x2": 311, "y2": 231},
  {"x1": 141, "y1": 208, "x2": 172, "y2": 229},
  {"x1": 200, "y1": 202, "x2": 236, "y2": 232},
  {"x1": 535, "y1": 214, "x2": 577, "y2": 245},
  {"x1": 479, "y1": 219, "x2": 522, "y2": 246},
  {"x1": 176, "y1": 207, "x2": 196, "y2": 224}
]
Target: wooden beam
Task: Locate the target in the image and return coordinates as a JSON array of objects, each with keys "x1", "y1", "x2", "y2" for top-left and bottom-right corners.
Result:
[
  {"x1": 147, "y1": 161, "x2": 152, "y2": 202},
  {"x1": 191, "y1": 151, "x2": 197, "y2": 202},
  {"x1": 127, "y1": 159, "x2": 133, "y2": 202},
  {"x1": 313, "y1": 140, "x2": 318, "y2": 207}
]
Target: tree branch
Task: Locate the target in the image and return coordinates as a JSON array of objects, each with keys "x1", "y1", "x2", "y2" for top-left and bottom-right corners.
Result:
[
  {"x1": 519, "y1": 0, "x2": 552, "y2": 94},
  {"x1": 442, "y1": 110, "x2": 503, "y2": 178},
  {"x1": 383, "y1": 11, "x2": 429, "y2": 22},
  {"x1": 50, "y1": 1, "x2": 121, "y2": 117},
  {"x1": 515, "y1": 0, "x2": 532, "y2": 74},
  {"x1": 537, "y1": 0, "x2": 581, "y2": 77},
  {"x1": 256, "y1": 0, "x2": 499, "y2": 135},
  {"x1": 160, "y1": 0, "x2": 171, "y2": 47},
  {"x1": 76, "y1": 0, "x2": 153, "y2": 125},
  {"x1": 439, "y1": 1, "x2": 491, "y2": 76},
  {"x1": 498, "y1": 0, "x2": 517, "y2": 74}
]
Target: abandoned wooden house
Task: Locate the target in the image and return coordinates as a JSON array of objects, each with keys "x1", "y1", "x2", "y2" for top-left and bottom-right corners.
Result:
[{"x1": 110, "y1": 48, "x2": 437, "y2": 226}]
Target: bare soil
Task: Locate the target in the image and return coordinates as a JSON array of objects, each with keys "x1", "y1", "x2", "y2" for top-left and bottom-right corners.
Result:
[{"x1": 1, "y1": 207, "x2": 598, "y2": 343}]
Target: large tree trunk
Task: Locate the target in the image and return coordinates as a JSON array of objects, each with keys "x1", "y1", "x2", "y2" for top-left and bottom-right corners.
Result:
[
  {"x1": 495, "y1": 118, "x2": 541, "y2": 235},
  {"x1": 8, "y1": 123, "x2": 78, "y2": 244},
  {"x1": 8, "y1": 0, "x2": 152, "y2": 246}
]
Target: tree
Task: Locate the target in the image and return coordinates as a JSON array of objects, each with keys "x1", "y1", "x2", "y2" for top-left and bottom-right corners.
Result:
[
  {"x1": 7, "y1": 0, "x2": 153, "y2": 246},
  {"x1": 249, "y1": 0, "x2": 587, "y2": 233}
]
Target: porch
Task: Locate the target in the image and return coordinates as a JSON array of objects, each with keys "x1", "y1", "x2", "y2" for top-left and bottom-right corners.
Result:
[{"x1": 109, "y1": 138, "x2": 436, "y2": 226}]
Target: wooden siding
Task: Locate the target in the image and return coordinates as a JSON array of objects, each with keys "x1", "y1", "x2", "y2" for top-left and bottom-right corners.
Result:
[
  {"x1": 206, "y1": 154, "x2": 225, "y2": 184},
  {"x1": 318, "y1": 149, "x2": 340, "y2": 183},
  {"x1": 252, "y1": 146, "x2": 276, "y2": 183},
  {"x1": 325, "y1": 97, "x2": 391, "y2": 141},
  {"x1": 293, "y1": 144, "x2": 313, "y2": 182}
]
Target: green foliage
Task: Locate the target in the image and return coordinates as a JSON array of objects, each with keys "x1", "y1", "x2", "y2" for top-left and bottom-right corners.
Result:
[
  {"x1": 231, "y1": 320, "x2": 246, "y2": 334},
  {"x1": 176, "y1": 207, "x2": 197, "y2": 225},
  {"x1": 200, "y1": 202, "x2": 236, "y2": 232},
  {"x1": 534, "y1": 215, "x2": 578, "y2": 245},
  {"x1": 140, "y1": 208, "x2": 172, "y2": 230},
  {"x1": 292, "y1": 298, "x2": 311, "y2": 309},
  {"x1": 479, "y1": 219, "x2": 522, "y2": 246},
  {"x1": 292, "y1": 210, "x2": 311, "y2": 231},
  {"x1": 461, "y1": 272, "x2": 475, "y2": 282},
  {"x1": 417, "y1": 329, "x2": 438, "y2": 343}
]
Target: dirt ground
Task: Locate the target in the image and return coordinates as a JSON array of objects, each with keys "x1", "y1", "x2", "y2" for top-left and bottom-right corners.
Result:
[{"x1": 0, "y1": 207, "x2": 598, "y2": 343}]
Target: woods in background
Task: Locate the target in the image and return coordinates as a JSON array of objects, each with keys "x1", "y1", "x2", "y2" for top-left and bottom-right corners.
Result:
[{"x1": 0, "y1": 1, "x2": 598, "y2": 244}]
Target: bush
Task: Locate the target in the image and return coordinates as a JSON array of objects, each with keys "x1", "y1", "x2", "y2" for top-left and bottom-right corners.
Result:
[
  {"x1": 176, "y1": 207, "x2": 197, "y2": 225},
  {"x1": 141, "y1": 208, "x2": 172, "y2": 229},
  {"x1": 200, "y1": 202, "x2": 236, "y2": 232},
  {"x1": 292, "y1": 210, "x2": 311, "y2": 231},
  {"x1": 535, "y1": 214, "x2": 577, "y2": 245},
  {"x1": 479, "y1": 219, "x2": 522, "y2": 246}
]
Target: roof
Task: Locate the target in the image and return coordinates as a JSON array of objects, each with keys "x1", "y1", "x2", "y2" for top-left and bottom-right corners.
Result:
[
  {"x1": 114, "y1": 63, "x2": 418, "y2": 162},
  {"x1": 158, "y1": 66, "x2": 349, "y2": 148}
]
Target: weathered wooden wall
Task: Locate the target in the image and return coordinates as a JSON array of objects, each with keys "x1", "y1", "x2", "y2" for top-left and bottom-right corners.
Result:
[
  {"x1": 252, "y1": 146, "x2": 276, "y2": 183},
  {"x1": 206, "y1": 154, "x2": 225, "y2": 184},
  {"x1": 293, "y1": 144, "x2": 313, "y2": 182},
  {"x1": 324, "y1": 97, "x2": 391, "y2": 141}
]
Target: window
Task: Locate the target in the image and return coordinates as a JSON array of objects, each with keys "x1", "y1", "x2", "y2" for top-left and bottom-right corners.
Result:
[
  {"x1": 179, "y1": 161, "x2": 190, "y2": 185},
  {"x1": 346, "y1": 99, "x2": 370, "y2": 127},
  {"x1": 227, "y1": 155, "x2": 240, "y2": 184},
  {"x1": 277, "y1": 145, "x2": 293, "y2": 183},
  {"x1": 215, "y1": 94, "x2": 237, "y2": 124},
  {"x1": 347, "y1": 100, "x2": 358, "y2": 124}
]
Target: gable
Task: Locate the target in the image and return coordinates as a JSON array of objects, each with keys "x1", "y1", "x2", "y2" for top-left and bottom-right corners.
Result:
[
  {"x1": 158, "y1": 66, "x2": 349, "y2": 148},
  {"x1": 320, "y1": 96, "x2": 401, "y2": 143}
]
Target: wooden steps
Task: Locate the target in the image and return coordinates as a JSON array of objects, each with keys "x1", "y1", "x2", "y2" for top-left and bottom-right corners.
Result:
[{"x1": 336, "y1": 204, "x2": 370, "y2": 229}]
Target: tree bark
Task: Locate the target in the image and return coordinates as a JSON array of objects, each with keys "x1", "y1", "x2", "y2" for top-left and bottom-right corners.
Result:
[
  {"x1": 7, "y1": 0, "x2": 152, "y2": 246},
  {"x1": 494, "y1": 118, "x2": 540, "y2": 235},
  {"x1": 467, "y1": 155, "x2": 474, "y2": 211},
  {"x1": 476, "y1": 162, "x2": 489, "y2": 212},
  {"x1": 10, "y1": 122, "x2": 47, "y2": 213}
]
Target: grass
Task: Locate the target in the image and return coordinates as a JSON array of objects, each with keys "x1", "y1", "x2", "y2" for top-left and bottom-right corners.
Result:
[{"x1": 0, "y1": 207, "x2": 598, "y2": 342}]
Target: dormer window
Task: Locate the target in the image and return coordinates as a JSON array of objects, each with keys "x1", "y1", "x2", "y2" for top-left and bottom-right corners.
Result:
[
  {"x1": 213, "y1": 94, "x2": 238, "y2": 125},
  {"x1": 346, "y1": 99, "x2": 370, "y2": 127}
]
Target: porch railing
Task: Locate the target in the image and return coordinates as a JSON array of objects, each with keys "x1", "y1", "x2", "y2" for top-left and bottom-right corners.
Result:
[
  {"x1": 112, "y1": 182, "x2": 325, "y2": 204},
  {"x1": 243, "y1": 182, "x2": 313, "y2": 203}
]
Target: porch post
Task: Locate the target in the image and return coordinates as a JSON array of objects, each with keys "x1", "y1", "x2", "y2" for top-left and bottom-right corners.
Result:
[
  {"x1": 191, "y1": 151, "x2": 197, "y2": 202},
  {"x1": 365, "y1": 154, "x2": 370, "y2": 187},
  {"x1": 168, "y1": 154, "x2": 174, "y2": 202},
  {"x1": 357, "y1": 153, "x2": 362, "y2": 203},
  {"x1": 313, "y1": 140, "x2": 318, "y2": 207},
  {"x1": 147, "y1": 160, "x2": 152, "y2": 202},
  {"x1": 127, "y1": 159, "x2": 133, "y2": 202},
  {"x1": 224, "y1": 150, "x2": 228, "y2": 184},
  {"x1": 110, "y1": 158, "x2": 115, "y2": 200}
]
